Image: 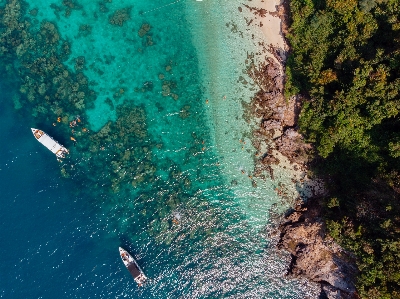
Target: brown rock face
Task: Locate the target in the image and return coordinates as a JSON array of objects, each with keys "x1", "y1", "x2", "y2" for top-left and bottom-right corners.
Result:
[
  {"x1": 248, "y1": 55, "x2": 313, "y2": 177},
  {"x1": 244, "y1": 5, "x2": 356, "y2": 297},
  {"x1": 278, "y1": 199, "x2": 358, "y2": 299},
  {"x1": 282, "y1": 95, "x2": 300, "y2": 127},
  {"x1": 276, "y1": 128, "x2": 313, "y2": 165}
]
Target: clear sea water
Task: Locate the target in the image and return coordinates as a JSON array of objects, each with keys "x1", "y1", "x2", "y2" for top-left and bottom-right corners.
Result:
[{"x1": 0, "y1": 0, "x2": 319, "y2": 298}]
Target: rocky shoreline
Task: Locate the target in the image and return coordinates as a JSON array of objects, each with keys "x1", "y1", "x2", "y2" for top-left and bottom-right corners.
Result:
[
  {"x1": 246, "y1": 1, "x2": 358, "y2": 298},
  {"x1": 278, "y1": 198, "x2": 358, "y2": 299},
  {"x1": 253, "y1": 53, "x2": 358, "y2": 299}
]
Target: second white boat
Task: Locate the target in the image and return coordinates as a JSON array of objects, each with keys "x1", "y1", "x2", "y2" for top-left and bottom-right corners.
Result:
[{"x1": 119, "y1": 247, "x2": 147, "y2": 286}]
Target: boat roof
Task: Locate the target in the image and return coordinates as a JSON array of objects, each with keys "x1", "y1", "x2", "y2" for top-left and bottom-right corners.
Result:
[{"x1": 128, "y1": 263, "x2": 141, "y2": 278}]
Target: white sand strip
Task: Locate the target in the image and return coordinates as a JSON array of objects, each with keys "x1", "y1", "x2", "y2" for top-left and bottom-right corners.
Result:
[{"x1": 251, "y1": 0, "x2": 286, "y2": 50}]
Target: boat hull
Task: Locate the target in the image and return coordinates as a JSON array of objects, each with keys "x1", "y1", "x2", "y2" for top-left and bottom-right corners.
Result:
[
  {"x1": 119, "y1": 247, "x2": 147, "y2": 286},
  {"x1": 31, "y1": 128, "x2": 68, "y2": 159}
]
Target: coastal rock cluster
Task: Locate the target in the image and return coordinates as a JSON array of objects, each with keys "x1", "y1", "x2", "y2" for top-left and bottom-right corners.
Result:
[
  {"x1": 248, "y1": 55, "x2": 313, "y2": 182},
  {"x1": 278, "y1": 199, "x2": 358, "y2": 299},
  {"x1": 244, "y1": 10, "x2": 357, "y2": 296},
  {"x1": 249, "y1": 54, "x2": 357, "y2": 298}
]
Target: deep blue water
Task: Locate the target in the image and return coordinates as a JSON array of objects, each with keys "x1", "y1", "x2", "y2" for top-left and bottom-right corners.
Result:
[{"x1": 0, "y1": 1, "x2": 319, "y2": 298}]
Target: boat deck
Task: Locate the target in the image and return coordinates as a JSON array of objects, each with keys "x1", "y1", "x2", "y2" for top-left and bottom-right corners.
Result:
[
  {"x1": 128, "y1": 263, "x2": 141, "y2": 278},
  {"x1": 119, "y1": 247, "x2": 147, "y2": 286},
  {"x1": 33, "y1": 129, "x2": 44, "y2": 139}
]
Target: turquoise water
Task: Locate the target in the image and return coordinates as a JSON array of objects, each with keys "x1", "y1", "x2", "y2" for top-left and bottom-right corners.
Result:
[{"x1": 0, "y1": 0, "x2": 319, "y2": 298}]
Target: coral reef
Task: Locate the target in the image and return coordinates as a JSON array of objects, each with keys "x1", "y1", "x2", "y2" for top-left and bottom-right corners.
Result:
[
  {"x1": 138, "y1": 23, "x2": 150, "y2": 37},
  {"x1": 108, "y1": 6, "x2": 132, "y2": 27},
  {"x1": 62, "y1": 0, "x2": 83, "y2": 17},
  {"x1": 157, "y1": 62, "x2": 179, "y2": 100},
  {"x1": 78, "y1": 24, "x2": 92, "y2": 37},
  {"x1": 61, "y1": 103, "x2": 158, "y2": 193},
  {"x1": 0, "y1": 0, "x2": 156, "y2": 195},
  {"x1": 0, "y1": 1, "x2": 247, "y2": 271},
  {"x1": 179, "y1": 105, "x2": 190, "y2": 119},
  {"x1": 49, "y1": 0, "x2": 82, "y2": 19},
  {"x1": 137, "y1": 23, "x2": 154, "y2": 47},
  {"x1": 0, "y1": 1, "x2": 96, "y2": 121}
]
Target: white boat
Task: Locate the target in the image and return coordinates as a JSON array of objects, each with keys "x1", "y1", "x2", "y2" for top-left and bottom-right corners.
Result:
[
  {"x1": 119, "y1": 247, "x2": 147, "y2": 286},
  {"x1": 31, "y1": 128, "x2": 69, "y2": 159}
]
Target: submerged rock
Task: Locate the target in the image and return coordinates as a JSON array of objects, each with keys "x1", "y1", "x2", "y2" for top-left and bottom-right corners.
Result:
[
  {"x1": 108, "y1": 7, "x2": 132, "y2": 27},
  {"x1": 138, "y1": 23, "x2": 151, "y2": 37}
]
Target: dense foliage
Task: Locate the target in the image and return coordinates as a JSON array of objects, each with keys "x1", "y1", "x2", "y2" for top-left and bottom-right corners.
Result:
[{"x1": 285, "y1": 0, "x2": 400, "y2": 297}]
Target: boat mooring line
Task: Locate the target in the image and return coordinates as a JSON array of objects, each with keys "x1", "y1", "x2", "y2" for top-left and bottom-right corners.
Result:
[{"x1": 141, "y1": 0, "x2": 183, "y2": 15}]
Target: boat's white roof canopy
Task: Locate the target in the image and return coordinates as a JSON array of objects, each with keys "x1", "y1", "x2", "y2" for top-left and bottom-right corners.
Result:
[{"x1": 38, "y1": 134, "x2": 63, "y2": 154}]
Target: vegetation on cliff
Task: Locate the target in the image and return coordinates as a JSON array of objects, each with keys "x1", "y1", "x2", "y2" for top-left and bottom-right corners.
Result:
[{"x1": 284, "y1": 0, "x2": 400, "y2": 297}]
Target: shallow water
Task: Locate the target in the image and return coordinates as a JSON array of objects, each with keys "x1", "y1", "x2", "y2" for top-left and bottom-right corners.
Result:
[{"x1": 0, "y1": 1, "x2": 319, "y2": 298}]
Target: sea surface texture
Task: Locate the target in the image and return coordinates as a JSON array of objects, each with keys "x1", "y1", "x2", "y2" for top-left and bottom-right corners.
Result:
[{"x1": 0, "y1": 0, "x2": 318, "y2": 298}]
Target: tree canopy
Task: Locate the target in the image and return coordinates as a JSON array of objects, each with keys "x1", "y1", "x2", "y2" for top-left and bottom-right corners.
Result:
[{"x1": 285, "y1": 0, "x2": 400, "y2": 297}]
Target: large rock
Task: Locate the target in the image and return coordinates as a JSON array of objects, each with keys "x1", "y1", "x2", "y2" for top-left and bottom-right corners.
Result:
[
  {"x1": 276, "y1": 128, "x2": 313, "y2": 165},
  {"x1": 278, "y1": 199, "x2": 358, "y2": 299},
  {"x1": 282, "y1": 95, "x2": 300, "y2": 127},
  {"x1": 249, "y1": 58, "x2": 313, "y2": 168}
]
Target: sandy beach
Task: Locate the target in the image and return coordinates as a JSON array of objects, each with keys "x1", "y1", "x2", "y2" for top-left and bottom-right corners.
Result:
[{"x1": 252, "y1": 0, "x2": 286, "y2": 50}]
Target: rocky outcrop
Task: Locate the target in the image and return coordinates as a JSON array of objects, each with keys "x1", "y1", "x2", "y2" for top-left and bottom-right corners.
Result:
[
  {"x1": 276, "y1": 128, "x2": 313, "y2": 165},
  {"x1": 249, "y1": 56, "x2": 313, "y2": 178},
  {"x1": 245, "y1": 2, "x2": 358, "y2": 297},
  {"x1": 278, "y1": 199, "x2": 358, "y2": 299},
  {"x1": 248, "y1": 55, "x2": 356, "y2": 298},
  {"x1": 247, "y1": 48, "x2": 356, "y2": 299}
]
